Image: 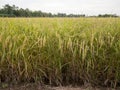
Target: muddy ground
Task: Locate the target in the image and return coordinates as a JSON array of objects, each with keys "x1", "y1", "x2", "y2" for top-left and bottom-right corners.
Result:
[{"x1": 0, "y1": 83, "x2": 118, "y2": 90}]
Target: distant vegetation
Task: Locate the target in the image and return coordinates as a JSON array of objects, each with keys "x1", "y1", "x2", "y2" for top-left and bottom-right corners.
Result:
[
  {"x1": 0, "y1": 4, "x2": 85, "y2": 17},
  {"x1": 0, "y1": 4, "x2": 119, "y2": 17},
  {"x1": 98, "y1": 14, "x2": 118, "y2": 17}
]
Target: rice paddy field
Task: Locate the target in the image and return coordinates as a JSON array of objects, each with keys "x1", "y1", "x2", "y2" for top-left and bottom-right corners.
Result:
[{"x1": 0, "y1": 18, "x2": 120, "y2": 88}]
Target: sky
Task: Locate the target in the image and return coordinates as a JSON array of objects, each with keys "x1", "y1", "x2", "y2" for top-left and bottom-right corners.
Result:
[{"x1": 0, "y1": 0, "x2": 120, "y2": 15}]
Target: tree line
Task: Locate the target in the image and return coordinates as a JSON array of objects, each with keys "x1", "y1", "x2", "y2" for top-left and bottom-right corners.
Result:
[
  {"x1": 0, "y1": 4, "x2": 85, "y2": 17},
  {"x1": 0, "y1": 4, "x2": 118, "y2": 17}
]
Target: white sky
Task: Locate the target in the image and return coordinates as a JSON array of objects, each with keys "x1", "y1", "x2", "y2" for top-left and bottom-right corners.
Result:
[{"x1": 0, "y1": 0, "x2": 120, "y2": 15}]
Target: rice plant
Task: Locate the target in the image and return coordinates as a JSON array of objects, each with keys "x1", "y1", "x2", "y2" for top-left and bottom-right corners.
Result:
[{"x1": 0, "y1": 18, "x2": 120, "y2": 87}]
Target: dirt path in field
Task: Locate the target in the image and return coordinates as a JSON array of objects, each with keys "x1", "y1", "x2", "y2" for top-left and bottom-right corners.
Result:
[{"x1": 0, "y1": 83, "x2": 118, "y2": 90}]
